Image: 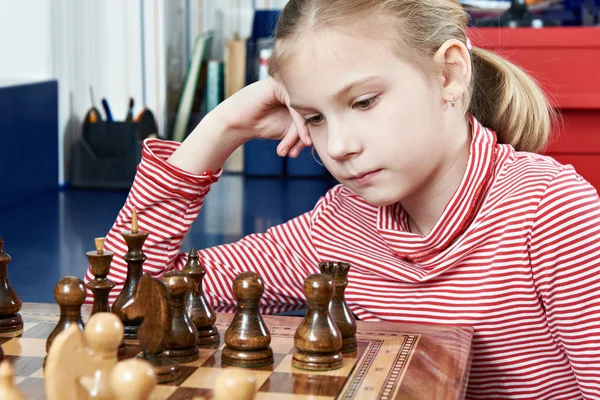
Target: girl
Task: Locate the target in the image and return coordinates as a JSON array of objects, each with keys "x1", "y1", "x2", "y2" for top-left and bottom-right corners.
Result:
[{"x1": 85, "y1": 0, "x2": 600, "y2": 398}]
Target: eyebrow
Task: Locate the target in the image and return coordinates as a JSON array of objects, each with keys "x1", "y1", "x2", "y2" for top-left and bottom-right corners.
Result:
[{"x1": 290, "y1": 75, "x2": 384, "y2": 111}]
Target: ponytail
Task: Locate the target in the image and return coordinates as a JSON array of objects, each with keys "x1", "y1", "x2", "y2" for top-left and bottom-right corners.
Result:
[{"x1": 468, "y1": 47, "x2": 557, "y2": 153}]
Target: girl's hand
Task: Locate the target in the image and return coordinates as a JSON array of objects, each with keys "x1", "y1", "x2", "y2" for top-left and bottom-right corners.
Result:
[{"x1": 212, "y1": 77, "x2": 312, "y2": 157}]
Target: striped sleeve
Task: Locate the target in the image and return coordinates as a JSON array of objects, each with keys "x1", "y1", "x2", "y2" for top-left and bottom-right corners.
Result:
[
  {"x1": 529, "y1": 167, "x2": 600, "y2": 399},
  {"x1": 196, "y1": 213, "x2": 320, "y2": 314},
  {"x1": 84, "y1": 138, "x2": 321, "y2": 314}
]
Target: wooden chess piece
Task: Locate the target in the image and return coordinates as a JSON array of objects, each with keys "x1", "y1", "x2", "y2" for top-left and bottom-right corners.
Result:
[
  {"x1": 319, "y1": 262, "x2": 357, "y2": 353},
  {"x1": 112, "y1": 207, "x2": 148, "y2": 341},
  {"x1": 213, "y1": 367, "x2": 257, "y2": 400},
  {"x1": 182, "y1": 249, "x2": 219, "y2": 345},
  {"x1": 120, "y1": 273, "x2": 181, "y2": 383},
  {"x1": 222, "y1": 272, "x2": 273, "y2": 368},
  {"x1": 87, "y1": 238, "x2": 115, "y2": 315},
  {"x1": 292, "y1": 274, "x2": 343, "y2": 371},
  {"x1": 0, "y1": 238, "x2": 24, "y2": 336},
  {"x1": 163, "y1": 271, "x2": 200, "y2": 362},
  {"x1": 45, "y1": 313, "x2": 123, "y2": 400},
  {"x1": 0, "y1": 344, "x2": 3, "y2": 362},
  {"x1": 109, "y1": 359, "x2": 156, "y2": 400},
  {"x1": 46, "y1": 276, "x2": 86, "y2": 353},
  {"x1": 0, "y1": 361, "x2": 26, "y2": 400},
  {"x1": 87, "y1": 238, "x2": 126, "y2": 356},
  {"x1": 76, "y1": 312, "x2": 124, "y2": 399}
]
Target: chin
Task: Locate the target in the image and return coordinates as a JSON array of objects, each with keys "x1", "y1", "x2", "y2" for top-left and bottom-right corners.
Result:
[{"x1": 348, "y1": 186, "x2": 402, "y2": 208}]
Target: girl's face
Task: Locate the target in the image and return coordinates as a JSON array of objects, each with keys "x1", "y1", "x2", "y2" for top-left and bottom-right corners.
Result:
[{"x1": 282, "y1": 29, "x2": 456, "y2": 207}]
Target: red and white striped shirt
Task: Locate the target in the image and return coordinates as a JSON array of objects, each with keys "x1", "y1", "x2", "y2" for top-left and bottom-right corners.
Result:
[{"x1": 85, "y1": 116, "x2": 600, "y2": 399}]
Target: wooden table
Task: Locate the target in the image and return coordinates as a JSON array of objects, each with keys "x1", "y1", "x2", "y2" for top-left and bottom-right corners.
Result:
[{"x1": 2, "y1": 303, "x2": 473, "y2": 400}]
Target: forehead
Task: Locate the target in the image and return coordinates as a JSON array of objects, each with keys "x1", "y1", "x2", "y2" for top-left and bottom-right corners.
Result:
[{"x1": 280, "y1": 29, "x2": 402, "y2": 97}]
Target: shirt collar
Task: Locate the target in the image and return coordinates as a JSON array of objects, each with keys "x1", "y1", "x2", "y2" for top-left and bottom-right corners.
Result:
[{"x1": 376, "y1": 116, "x2": 497, "y2": 262}]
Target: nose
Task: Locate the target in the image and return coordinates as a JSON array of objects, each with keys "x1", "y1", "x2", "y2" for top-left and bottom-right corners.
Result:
[{"x1": 326, "y1": 119, "x2": 362, "y2": 161}]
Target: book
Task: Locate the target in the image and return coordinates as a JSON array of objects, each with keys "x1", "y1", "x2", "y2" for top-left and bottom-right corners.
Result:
[{"x1": 172, "y1": 31, "x2": 213, "y2": 143}]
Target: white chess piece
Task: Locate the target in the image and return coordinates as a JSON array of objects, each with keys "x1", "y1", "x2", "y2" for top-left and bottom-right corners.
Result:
[
  {"x1": 45, "y1": 312, "x2": 124, "y2": 400},
  {"x1": 213, "y1": 367, "x2": 257, "y2": 400},
  {"x1": 0, "y1": 361, "x2": 26, "y2": 400},
  {"x1": 109, "y1": 359, "x2": 157, "y2": 400}
]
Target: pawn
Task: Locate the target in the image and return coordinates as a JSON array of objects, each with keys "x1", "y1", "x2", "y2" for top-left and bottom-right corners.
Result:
[
  {"x1": 222, "y1": 272, "x2": 273, "y2": 368},
  {"x1": 319, "y1": 262, "x2": 357, "y2": 353},
  {"x1": 0, "y1": 238, "x2": 24, "y2": 336},
  {"x1": 77, "y1": 313, "x2": 124, "y2": 399},
  {"x1": 0, "y1": 361, "x2": 26, "y2": 400},
  {"x1": 182, "y1": 249, "x2": 220, "y2": 345},
  {"x1": 109, "y1": 359, "x2": 157, "y2": 400},
  {"x1": 213, "y1": 367, "x2": 257, "y2": 400},
  {"x1": 292, "y1": 274, "x2": 343, "y2": 371},
  {"x1": 84, "y1": 313, "x2": 124, "y2": 370},
  {"x1": 46, "y1": 276, "x2": 86, "y2": 353},
  {"x1": 163, "y1": 271, "x2": 200, "y2": 363}
]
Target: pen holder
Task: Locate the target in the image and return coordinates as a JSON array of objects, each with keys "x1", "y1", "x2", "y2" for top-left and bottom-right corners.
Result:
[{"x1": 70, "y1": 121, "x2": 142, "y2": 189}]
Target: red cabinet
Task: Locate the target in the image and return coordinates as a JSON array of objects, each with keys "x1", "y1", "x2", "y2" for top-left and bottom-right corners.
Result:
[{"x1": 470, "y1": 27, "x2": 600, "y2": 192}]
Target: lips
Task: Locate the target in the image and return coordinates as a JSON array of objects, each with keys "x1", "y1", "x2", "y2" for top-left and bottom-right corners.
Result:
[
  {"x1": 349, "y1": 169, "x2": 381, "y2": 180},
  {"x1": 347, "y1": 169, "x2": 382, "y2": 187}
]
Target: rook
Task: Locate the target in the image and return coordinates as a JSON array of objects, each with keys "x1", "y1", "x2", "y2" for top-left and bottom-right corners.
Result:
[
  {"x1": 319, "y1": 262, "x2": 357, "y2": 353},
  {"x1": 293, "y1": 274, "x2": 343, "y2": 371},
  {"x1": 222, "y1": 272, "x2": 273, "y2": 367}
]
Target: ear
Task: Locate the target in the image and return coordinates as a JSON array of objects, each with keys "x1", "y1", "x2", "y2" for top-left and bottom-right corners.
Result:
[{"x1": 433, "y1": 39, "x2": 472, "y2": 106}]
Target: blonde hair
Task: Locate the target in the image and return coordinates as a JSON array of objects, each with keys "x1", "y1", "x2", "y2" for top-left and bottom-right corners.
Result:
[{"x1": 269, "y1": 0, "x2": 556, "y2": 153}]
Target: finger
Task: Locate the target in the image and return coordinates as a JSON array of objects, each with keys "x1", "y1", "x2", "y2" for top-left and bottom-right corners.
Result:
[
  {"x1": 277, "y1": 121, "x2": 301, "y2": 157},
  {"x1": 287, "y1": 107, "x2": 312, "y2": 147},
  {"x1": 271, "y1": 78, "x2": 313, "y2": 147},
  {"x1": 288, "y1": 140, "x2": 307, "y2": 158}
]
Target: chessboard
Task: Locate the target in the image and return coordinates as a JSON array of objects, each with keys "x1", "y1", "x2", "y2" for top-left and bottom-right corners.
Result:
[{"x1": 2, "y1": 303, "x2": 473, "y2": 400}]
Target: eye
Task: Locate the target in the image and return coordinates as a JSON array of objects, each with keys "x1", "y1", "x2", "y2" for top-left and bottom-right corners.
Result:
[
  {"x1": 304, "y1": 114, "x2": 325, "y2": 126},
  {"x1": 352, "y1": 96, "x2": 379, "y2": 110}
]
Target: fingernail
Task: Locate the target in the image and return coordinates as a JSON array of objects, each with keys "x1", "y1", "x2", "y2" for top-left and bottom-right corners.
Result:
[{"x1": 278, "y1": 146, "x2": 288, "y2": 156}]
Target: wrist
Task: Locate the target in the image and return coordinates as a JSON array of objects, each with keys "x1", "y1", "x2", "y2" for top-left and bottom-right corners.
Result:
[
  {"x1": 201, "y1": 104, "x2": 248, "y2": 147},
  {"x1": 167, "y1": 112, "x2": 243, "y2": 175}
]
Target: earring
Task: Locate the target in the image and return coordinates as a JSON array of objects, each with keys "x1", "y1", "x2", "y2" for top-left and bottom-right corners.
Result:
[
  {"x1": 311, "y1": 147, "x2": 324, "y2": 167},
  {"x1": 449, "y1": 94, "x2": 456, "y2": 108}
]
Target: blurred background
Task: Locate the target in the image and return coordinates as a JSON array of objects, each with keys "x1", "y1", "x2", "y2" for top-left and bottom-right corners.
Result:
[{"x1": 0, "y1": 0, "x2": 599, "y2": 302}]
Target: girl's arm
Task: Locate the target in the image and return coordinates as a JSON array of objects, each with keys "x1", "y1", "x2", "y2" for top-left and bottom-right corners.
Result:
[
  {"x1": 83, "y1": 138, "x2": 329, "y2": 314},
  {"x1": 529, "y1": 167, "x2": 600, "y2": 399}
]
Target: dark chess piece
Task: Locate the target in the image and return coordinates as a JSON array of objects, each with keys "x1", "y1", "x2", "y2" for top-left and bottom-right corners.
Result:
[
  {"x1": 87, "y1": 238, "x2": 115, "y2": 315},
  {"x1": 163, "y1": 271, "x2": 200, "y2": 362},
  {"x1": 86, "y1": 237, "x2": 126, "y2": 356},
  {"x1": 121, "y1": 273, "x2": 181, "y2": 384},
  {"x1": 112, "y1": 207, "x2": 147, "y2": 340},
  {"x1": 293, "y1": 274, "x2": 343, "y2": 371},
  {"x1": 0, "y1": 238, "x2": 23, "y2": 336},
  {"x1": 0, "y1": 344, "x2": 4, "y2": 362},
  {"x1": 222, "y1": 272, "x2": 273, "y2": 368},
  {"x1": 182, "y1": 249, "x2": 219, "y2": 345},
  {"x1": 46, "y1": 277, "x2": 86, "y2": 352},
  {"x1": 319, "y1": 262, "x2": 357, "y2": 353}
]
